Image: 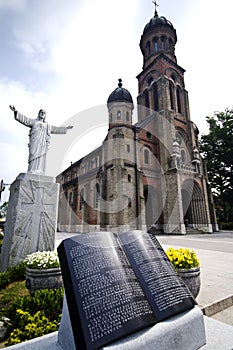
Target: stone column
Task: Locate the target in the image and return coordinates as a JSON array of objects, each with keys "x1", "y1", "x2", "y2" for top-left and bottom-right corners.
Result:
[{"x1": 0, "y1": 173, "x2": 59, "y2": 271}]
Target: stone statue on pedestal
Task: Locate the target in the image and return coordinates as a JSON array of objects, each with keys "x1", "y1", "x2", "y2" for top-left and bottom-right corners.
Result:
[
  {"x1": 0, "y1": 107, "x2": 73, "y2": 271},
  {"x1": 9, "y1": 106, "x2": 73, "y2": 175}
]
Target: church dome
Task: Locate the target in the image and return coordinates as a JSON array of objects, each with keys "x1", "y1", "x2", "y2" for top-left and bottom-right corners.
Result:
[
  {"x1": 107, "y1": 79, "x2": 133, "y2": 104},
  {"x1": 142, "y1": 2, "x2": 175, "y2": 36},
  {"x1": 143, "y1": 14, "x2": 174, "y2": 34}
]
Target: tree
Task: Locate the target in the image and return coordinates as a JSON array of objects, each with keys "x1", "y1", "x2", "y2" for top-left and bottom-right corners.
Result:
[{"x1": 200, "y1": 109, "x2": 233, "y2": 222}]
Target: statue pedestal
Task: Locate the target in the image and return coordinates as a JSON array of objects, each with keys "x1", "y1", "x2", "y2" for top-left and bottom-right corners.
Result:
[{"x1": 0, "y1": 173, "x2": 59, "y2": 271}]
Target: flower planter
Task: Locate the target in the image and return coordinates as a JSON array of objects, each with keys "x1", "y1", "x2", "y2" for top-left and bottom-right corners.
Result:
[
  {"x1": 26, "y1": 267, "x2": 63, "y2": 293},
  {"x1": 177, "y1": 266, "x2": 201, "y2": 298}
]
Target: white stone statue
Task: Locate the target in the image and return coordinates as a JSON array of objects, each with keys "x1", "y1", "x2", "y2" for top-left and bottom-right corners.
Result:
[{"x1": 10, "y1": 105, "x2": 73, "y2": 175}]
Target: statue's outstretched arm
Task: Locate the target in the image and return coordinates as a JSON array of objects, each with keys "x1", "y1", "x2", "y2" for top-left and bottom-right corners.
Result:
[
  {"x1": 10, "y1": 106, "x2": 33, "y2": 127},
  {"x1": 51, "y1": 125, "x2": 73, "y2": 134},
  {"x1": 9, "y1": 105, "x2": 17, "y2": 112},
  {"x1": 9, "y1": 105, "x2": 18, "y2": 116}
]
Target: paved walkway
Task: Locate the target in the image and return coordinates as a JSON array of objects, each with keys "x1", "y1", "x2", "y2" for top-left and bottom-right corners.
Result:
[{"x1": 212, "y1": 305, "x2": 233, "y2": 326}]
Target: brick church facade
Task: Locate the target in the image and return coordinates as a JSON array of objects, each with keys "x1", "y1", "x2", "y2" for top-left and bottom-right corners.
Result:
[{"x1": 56, "y1": 7, "x2": 218, "y2": 234}]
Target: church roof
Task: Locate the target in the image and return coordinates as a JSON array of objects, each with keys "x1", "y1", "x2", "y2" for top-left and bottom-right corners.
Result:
[
  {"x1": 143, "y1": 2, "x2": 175, "y2": 35},
  {"x1": 107, "y1": 79, "x2": 133, "y2": 104},
  {"x1": 143, "y1": 15, "x2": 174, "y2": 34}
]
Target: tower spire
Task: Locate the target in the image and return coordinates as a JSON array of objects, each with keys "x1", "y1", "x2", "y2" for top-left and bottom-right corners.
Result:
[{"x1": 152, "y1": 0, "x2": 159, "y2": 17}]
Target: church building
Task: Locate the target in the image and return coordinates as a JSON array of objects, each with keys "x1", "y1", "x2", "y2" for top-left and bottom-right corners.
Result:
[{"x1": 56, "y1": 6, "x2": 218, "y2": 234}]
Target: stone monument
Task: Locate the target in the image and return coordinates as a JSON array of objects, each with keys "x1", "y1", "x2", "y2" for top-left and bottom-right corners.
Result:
[
  {"x1": 0, "y1": 106, "x2": 72, "y2": 272},
  {"x1": 57, "y1": 231, "x2": 206, "y2": 350}
]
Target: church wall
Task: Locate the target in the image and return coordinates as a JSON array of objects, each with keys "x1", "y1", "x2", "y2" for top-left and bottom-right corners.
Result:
[{"x1": 57, "y1": 147, "x2": 103, "y2": 232}]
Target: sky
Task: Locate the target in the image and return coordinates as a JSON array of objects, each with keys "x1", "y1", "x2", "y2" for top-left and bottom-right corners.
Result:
[{"x1": 1, "y1": 0, "x2": 233, "y2": 203}]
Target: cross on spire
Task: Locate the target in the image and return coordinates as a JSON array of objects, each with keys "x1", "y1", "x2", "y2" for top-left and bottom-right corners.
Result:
[{"x1": 152, "y1": 0, "x2": 159, "y2": 17}]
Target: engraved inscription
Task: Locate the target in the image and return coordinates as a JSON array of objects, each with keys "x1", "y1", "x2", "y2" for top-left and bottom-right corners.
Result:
[
  {"x1": 69, "y1": 237, "x2": 154, "y2": 343},
  {"x1": 120, "y1": 232, "x2": 194, "y2": 316}
]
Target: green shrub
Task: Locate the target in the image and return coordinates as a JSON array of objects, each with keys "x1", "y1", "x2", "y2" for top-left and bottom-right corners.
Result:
[
  {"x1": 0, "y1": 271, "x2": 11, "y2": 289},
  {"x1": 220, "y1": 222, "x2": 233, "y2": 230},
  {"x1": 0, "y1": 261, "x2": 26, "y2": 290},
  {"x1": 9, "y1": 261, "x2": 26, "y2": 281},
  {"x1": 5, "y1": 309, "x2": 59, "y2": 346},
  {"x1": 6, "y1": 288, "x2": 64, "y2": 326}
]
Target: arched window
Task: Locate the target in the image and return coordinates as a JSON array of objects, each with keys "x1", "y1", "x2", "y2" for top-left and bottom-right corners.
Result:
[
  {"x1": 169, "y1": 81, "x2": 174, "y2": 110},
  {"x1": 110, "y1": 113, "x2": 112, "y2": 122},
  {"x1": 94, "y1": 184, "x2": 100, "y2": 208},
  {"x1": 161, "y1": 37, "x2": 166, "y2": 50},
  {"x1": 69, "y1": 191, "x2": 73, "y2": 205},
  {"x1": 126, "y1": 111, "x2": 130, "y2": 121},
  {"x1": 144, "y1": 148, "x2": 150, "y2": 164},
  {"x1": 171, "y1": 74, "x2": 176, "y2": 82},
  {"x1": 128, "y1": 174, "x2": 131, "y2": 182},
  {"x1": 147, "y1": 76, "x2": 153, "y2": 85},
  {"x1": 80, "y1": 189, "x2": 84, "y2": 210},
  {"x1": 153, "y1": 83, "x2": 159, "y2": 111},
  {"x1": 117, "y1": 110, "x2": 121, "y2": 120},
  {"x1": 176, "y1": 87, "x2": 182, "y2": 113},
  {"x1": 127, "y1": 144, "x2": 130, "y2": 153},
  {"x1": 128, "y1": 197, "x2": 132, "y2": 208},
  {"x1": 146, "y1": 41, "x2": 151, "y2": 56},
  {"x1": 181, "y1": 150, "x2": 186, "y2": 163},
  {"x1": 144, "y1": 91, "x2": 150, "y2": 109},
  {"x1": 154, "y1": 39, "x2": 158, "y2": 52}
]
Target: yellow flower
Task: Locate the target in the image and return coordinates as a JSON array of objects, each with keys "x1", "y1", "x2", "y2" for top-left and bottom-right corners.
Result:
[{"x1": 166, "y1": 247, "x2": 200, "y2": 269}]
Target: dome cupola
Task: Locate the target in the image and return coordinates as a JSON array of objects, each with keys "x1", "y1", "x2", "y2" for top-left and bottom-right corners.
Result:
[
  {"x1": 107, "y1": 79, "x2": 133, "y2": 105},
  {"x1": 107, "y1": 79, "x2": 134, "y2": 129}
]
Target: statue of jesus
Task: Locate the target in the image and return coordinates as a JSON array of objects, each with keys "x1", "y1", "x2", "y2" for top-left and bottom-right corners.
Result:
[{"x1": 10, "y1": 105, "x2": 73, "y2": 175}]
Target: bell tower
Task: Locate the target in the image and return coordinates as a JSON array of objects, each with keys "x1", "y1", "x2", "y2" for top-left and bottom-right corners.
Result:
[
  {"x1": 137, "y1": 2, "x2": 190, "y2": 123},
  {"x1": 136, "y1": 3, "x2": 215, "y2": 234}
]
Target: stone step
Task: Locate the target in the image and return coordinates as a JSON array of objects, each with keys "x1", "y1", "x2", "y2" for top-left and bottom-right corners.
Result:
[{"x1": 185, "y1": 227, "x2": 205, "y2": 235}]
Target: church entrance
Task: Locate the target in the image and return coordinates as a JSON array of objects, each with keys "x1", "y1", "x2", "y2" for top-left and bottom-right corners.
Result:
[
  {"x1": 181, "y1": 189, "x2": 193, "y2": 227},
  {"x1": 181, "y1": 180, "x2": 208, "y2": 229},
  {"x1": 144, "y1": 185, "x2": 159, "y2": 229}
]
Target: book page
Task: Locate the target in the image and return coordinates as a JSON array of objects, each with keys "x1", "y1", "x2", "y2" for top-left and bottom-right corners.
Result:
[
  {"x1": 58, "y1": 231, "x2": 156, "y2": 350},
  {"x1": 118, "y1": 231, "x2": 196, "y2": 322}
]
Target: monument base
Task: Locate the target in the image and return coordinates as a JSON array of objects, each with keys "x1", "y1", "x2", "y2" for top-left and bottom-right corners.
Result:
[
  {"x1": 0, "y1": 173, "x2": 59, "y2": 271},
  {"x1": 58, "y1": 297, "x2": 206, "y2": 350},
  {"x1": 4, "y1": 306, "x2": 233, "y2": 349}
]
